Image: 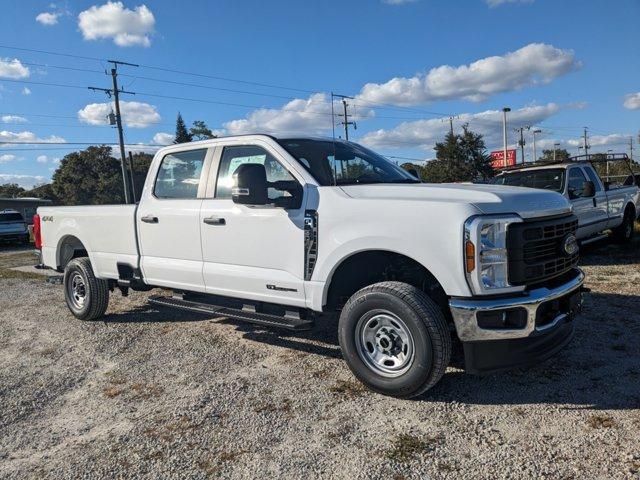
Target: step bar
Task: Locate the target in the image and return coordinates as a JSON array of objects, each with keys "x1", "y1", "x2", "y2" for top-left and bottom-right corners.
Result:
[{"x1": 148, "y1": 294, "x2": 315, "y2": 331}]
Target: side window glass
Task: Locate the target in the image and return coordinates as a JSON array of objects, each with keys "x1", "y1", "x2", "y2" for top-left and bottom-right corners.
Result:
[
  {"x1": 154, "y1": 149, "x2": 207, "y2": 199},
  {"x1": 216, "y1": 145, "x2": 297, "y2": 201},
  {"x1": 583, "y1": 167, "x2": 602, "y2": 192},
  {"x1": 567, "y1": 168, "x2": 587, "y2": 198}
]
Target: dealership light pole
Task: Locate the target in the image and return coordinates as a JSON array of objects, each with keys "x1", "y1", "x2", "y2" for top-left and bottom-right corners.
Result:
[
  {"x1": 532, "y1": 129, "x2": 541, "y2": 163},
  {"x1": 502, "y1": 107, "x2": 511, "y2": 167}
]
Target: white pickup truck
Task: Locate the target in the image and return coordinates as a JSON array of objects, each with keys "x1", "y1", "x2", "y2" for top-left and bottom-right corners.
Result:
[
  {"x1": 35, "y1": 135, "x2": 586, "y2": 398},
  {"x1": 493, "y1": 155, "x2": 639, "y2": 244}
]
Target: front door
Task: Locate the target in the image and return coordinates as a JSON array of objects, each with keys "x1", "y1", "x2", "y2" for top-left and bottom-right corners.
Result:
[
  {"x1": 138, "y1": 147, "x2": 210, "y2": 292},
  {"x1": 567, "y1": 166, "x2": 601, "y2": 239},
  {"x1": 199, "y1": 144, "x2": 307, "y2": 307}
]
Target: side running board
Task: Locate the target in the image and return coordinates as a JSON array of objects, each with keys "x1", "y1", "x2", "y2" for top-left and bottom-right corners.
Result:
[{"x1": 148, "y1": 295, "x2": 315, "y2": 331}]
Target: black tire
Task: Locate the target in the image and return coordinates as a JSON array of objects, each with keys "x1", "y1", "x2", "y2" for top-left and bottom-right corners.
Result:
[
  {"x1": 63, "y1": 257, "x2": 110, "y2": 321},
  {"x1": 612, "y1": 207, "x2": 635, "y2": 243},
  {"x1": 338, "y1": 281, "x2": 451, "y2": 398}
]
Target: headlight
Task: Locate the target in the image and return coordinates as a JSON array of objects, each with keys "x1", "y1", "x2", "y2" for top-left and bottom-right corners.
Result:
[{"x1": 464, "y1": 215, "x2": 524, "y2": 295}]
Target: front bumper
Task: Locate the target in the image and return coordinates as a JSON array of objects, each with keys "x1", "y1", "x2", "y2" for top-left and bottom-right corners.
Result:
[
  {"x1": 449, "y1": 268, "x2": 584, "y2": 374},
  {"x1": 449, "y1": 268, "x2": 584, "y2": 342}
]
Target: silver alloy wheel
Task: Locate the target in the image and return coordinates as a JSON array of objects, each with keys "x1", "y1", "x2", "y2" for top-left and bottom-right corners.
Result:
[
  {"x1": 68, "y1": 272, "x2": 87, "y2": 309},
  {"x1": 355, "y1": 310, "x2": 415, "y2": 377}
]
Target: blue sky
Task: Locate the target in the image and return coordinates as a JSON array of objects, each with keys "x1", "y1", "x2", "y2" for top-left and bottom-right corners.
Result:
[{"x1": 1, "y1": 0, "x2": 639, "y2": 187}]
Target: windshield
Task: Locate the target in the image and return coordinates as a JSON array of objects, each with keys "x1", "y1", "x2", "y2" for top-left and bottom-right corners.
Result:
[
  {"x1": 277, "y1": 139, "x2": 420, "y2": 186},
  {"x1": 493, "y1": 168, "x2": 565, "y2": 193},
  {"x1": 0, "y1": 212, "x2": 24, "y2": 223}
]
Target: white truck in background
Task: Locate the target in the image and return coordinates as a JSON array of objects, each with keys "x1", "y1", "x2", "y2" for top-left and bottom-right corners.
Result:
[
  {"x1": 493, "y1": 154, "x2": 639, "y2": 244},
  {"x1": 35, "y1": 135, "x2": 585, "y2": 398}
]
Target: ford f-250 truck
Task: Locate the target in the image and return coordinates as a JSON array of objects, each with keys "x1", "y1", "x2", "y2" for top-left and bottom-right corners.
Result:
[
  {"x1": 35, "y1": 135, "x2": 585, "y2": 398},
  {"x1": 493, "y1": 154, "x2": 639, "y2": 244}
]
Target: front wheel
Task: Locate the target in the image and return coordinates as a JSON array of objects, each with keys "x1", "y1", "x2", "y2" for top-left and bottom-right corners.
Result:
[
  {"x1": 338, "y1": 281, "x2": 451, "y2": 398},
  {"x1": 63, "y1": 257, "x2": 110, "y2": 321}
]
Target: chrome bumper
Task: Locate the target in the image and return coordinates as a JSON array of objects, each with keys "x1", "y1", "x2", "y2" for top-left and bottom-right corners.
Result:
[{"x1": 449, "y1": 268, "x2": 585, "y2": 342}]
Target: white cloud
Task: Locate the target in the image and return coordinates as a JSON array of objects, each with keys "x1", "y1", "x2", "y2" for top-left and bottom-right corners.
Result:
[
  {"x1": 486, "y1": 0, "x2": 534, "y2": 6},
  {"x1": 152, "y1": 132, "x2": 174, "y2": 145},
  {"x1": 78, "y1": 2, "x2": 155, "y2": 47},
  {"x1": 224, "y1": 93, "x2": 373, "y2": 136},
  {"x1": 77, "y1": 101, "x2": 161, "y2": 128},
  {"x1": 356, "y1": 43, "x2": 580, "y2": 106},
  {"x1": 36, "y1": 12, "x2": 60, "y2": 25},
  {"x1": 359, "y1": 103, "x2": 563, "y2": 150},
  {"x1": 0, "y1": 174, "x2": 47, "y2": 188},
  {"x1": 36, "y1": 155, "x2": 49, "y2": 163},
  {"x1": 0, "y1": 154, "x2": 17, "y2": 163},
  {"x1": 1, "y1": 115, "x2": 28, "y2": 123},
  {"x1": 22, "y1": 87, "x2": 31, "y2": 95},
  {"x1": 623, "y1": 92, "x2": 640, "y2": 110},
  {"x1": 565, "y1": 134, "x2": 629, "y2": 148},
  {"x1": 0, "y1": 58, "x2": 30, "y2": 79},
  {"x1": 0, "y1": 130, "x2": 66, "y2": 146}
]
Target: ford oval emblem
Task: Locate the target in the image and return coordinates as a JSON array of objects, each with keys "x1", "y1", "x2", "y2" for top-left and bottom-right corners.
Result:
[{"x1": 563, "y1": 234, "x2": 578, "y2": 256}]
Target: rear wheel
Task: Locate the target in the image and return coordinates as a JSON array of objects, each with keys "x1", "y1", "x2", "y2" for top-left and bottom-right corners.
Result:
[
  {"x1": 612, "y1": 207, "x2": 635, "y2": 243},
  {"x1": 338, "y1": 281, "x2": 451, "y2": 398},
  {"x1": 63, "y1": 257, "x2": 109, "y2": 320}
]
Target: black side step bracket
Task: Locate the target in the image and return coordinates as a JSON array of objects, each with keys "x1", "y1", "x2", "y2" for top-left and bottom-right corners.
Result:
[{"x1": 148, "y1": 295, "x2": 314, "y2": 331}]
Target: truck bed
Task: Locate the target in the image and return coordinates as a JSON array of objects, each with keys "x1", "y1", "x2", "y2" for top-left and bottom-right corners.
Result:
[{"x1": 39, "y1": 204, "x2": 138, "y2": 279}]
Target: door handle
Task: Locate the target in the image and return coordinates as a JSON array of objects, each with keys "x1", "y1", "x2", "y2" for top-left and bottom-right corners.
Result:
[
  {"x1": 203, "y1": 216, "x2": 226, "y2": 226},
  {"x1": 141, "y1": 215, "x2": 159, "y2": 224}
]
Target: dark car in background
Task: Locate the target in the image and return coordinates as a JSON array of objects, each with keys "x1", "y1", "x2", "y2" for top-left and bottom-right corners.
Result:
[{"x1": 0, "y1": 210, "x2": 30, "y2": 245}]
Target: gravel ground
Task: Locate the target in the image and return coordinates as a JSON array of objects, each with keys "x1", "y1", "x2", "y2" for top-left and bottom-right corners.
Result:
[{"x1": 0, "y1": 234, "x2": 639, "y2": 479}]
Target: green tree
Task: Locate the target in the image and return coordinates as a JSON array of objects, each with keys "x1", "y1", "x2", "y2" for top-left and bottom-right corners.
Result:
[
  {"x1": 0, "y1": 183, "x2": 26, "y2": 198},
  {"x1": 20, "y1": 183, "x2": 59, "y2": 204},
  {"x1": 174, "y1": 113, "x2": 193, "y2": 144},
  {"x1": 129, "y1": 152, "x2": 154, "y2": 199},
  {"x1": 52, "y1": 146, "x2": 125, "y2": 205},
  {"x1": 538, "y1": 148, "x2": 570, "y2": 162},
  {"x1": 189, "y1": 120, "x2": 216, "y2": 141},
  {"x1": 422, "y1": 125, "x2": 493, "y2": 183}
]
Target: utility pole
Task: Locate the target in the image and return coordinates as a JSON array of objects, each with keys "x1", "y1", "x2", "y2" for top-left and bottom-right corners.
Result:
[
  {"x1": 532, "y1": 129, "x2": 541, "y2": 163},
  {"x1": 331, "y1": 93, "x2": 356, "y2": 141},
  {"x1": 442, "y1": 116, "x2": 459, "y2": 136},
  {"x1": 502, "y1": 107, "x2": 511, "y2": 167},
  {"x1": 514, "y1": 126, "x2": 529, "y2": 164},
  {"x1": 583, "y1": 127, "x2": 590, "y2": 158},
  {"x1": 88, "y1": 59, "x2": 139, "y2": 204},
  {"x1": 629, "y1": 136, "x2": 634, "y2": 161}
]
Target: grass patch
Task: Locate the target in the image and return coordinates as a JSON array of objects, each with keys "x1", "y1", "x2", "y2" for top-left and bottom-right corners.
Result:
[
  {"x1": 0, "y1": 268, "x2": 43, "y2": 280},
  {"x1": 130, "y1": 382, "x2": 164, "y2": 400},
  {"x1": 0, "y1": 250, "x2": 38, "y2": 269},
  {"x1": 586, "y1": 414, "x2": 617, "y2": 429},
  {"x1": 329, "y1": 379, "x2": 367, "y2": 398},
  {"x1": 103, "y1": 386, "x2": 124, "y2": 398},
  {"x1": 385, "y1": 433, "x2": 443, "y2": 462}
]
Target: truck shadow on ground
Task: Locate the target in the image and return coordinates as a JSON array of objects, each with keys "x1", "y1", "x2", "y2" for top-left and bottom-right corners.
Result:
[{"x1": 105, "y1": 291, "x2": 639, "y2": 410}]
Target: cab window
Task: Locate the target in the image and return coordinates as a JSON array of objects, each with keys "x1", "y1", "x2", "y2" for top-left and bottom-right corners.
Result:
[
  {"x1": 154, "y1": 149, "x2": 207, "y2": 199},
  {"x1": 567, "y1": 168, "x2": 587, "y2": 198},
  {"x1": 583, "y1": 167, "x2": 602, "y2": 192},
  {"x1": 215, "y1": 145, "x2": 298, "y2": 203}
]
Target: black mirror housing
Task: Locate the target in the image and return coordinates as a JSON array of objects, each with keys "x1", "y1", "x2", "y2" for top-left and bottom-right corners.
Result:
[
  {"x1": 232, "y1": 163, "x2": 268, "y2": 205},
  {"x1": 582, "y1": 180, "x2": 595, "y2": 197}
]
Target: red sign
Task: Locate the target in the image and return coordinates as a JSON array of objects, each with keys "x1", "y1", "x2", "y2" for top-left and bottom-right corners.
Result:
[{"x1": 491, "y1": 149, "x2": 517, "y2": 169}]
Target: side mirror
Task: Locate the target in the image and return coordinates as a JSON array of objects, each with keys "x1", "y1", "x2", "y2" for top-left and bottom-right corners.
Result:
[
  {"x1": 582, "y1": 180, "x2": 595, "y2": 197},
  {"x1": 232, "y1": 163, "x2": 268, "y2": 205}
]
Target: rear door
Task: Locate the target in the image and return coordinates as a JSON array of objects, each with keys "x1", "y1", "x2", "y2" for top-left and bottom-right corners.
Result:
[
  {"x1": 199, "y1": 141, "x2": 307, "y2": 307},
  {"x1": 137, "y1": 147, "x2": 212, "y2": 292}
]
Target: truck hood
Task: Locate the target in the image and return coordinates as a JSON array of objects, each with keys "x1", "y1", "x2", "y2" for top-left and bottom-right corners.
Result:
[{"x1": 339, "y1": 183, "x2": 571, "y2": 219}]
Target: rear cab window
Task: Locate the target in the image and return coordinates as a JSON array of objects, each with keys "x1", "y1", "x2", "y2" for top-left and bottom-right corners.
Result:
[{"x1": 0, "y1": 212, "x2": 25, "y2": 223}]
